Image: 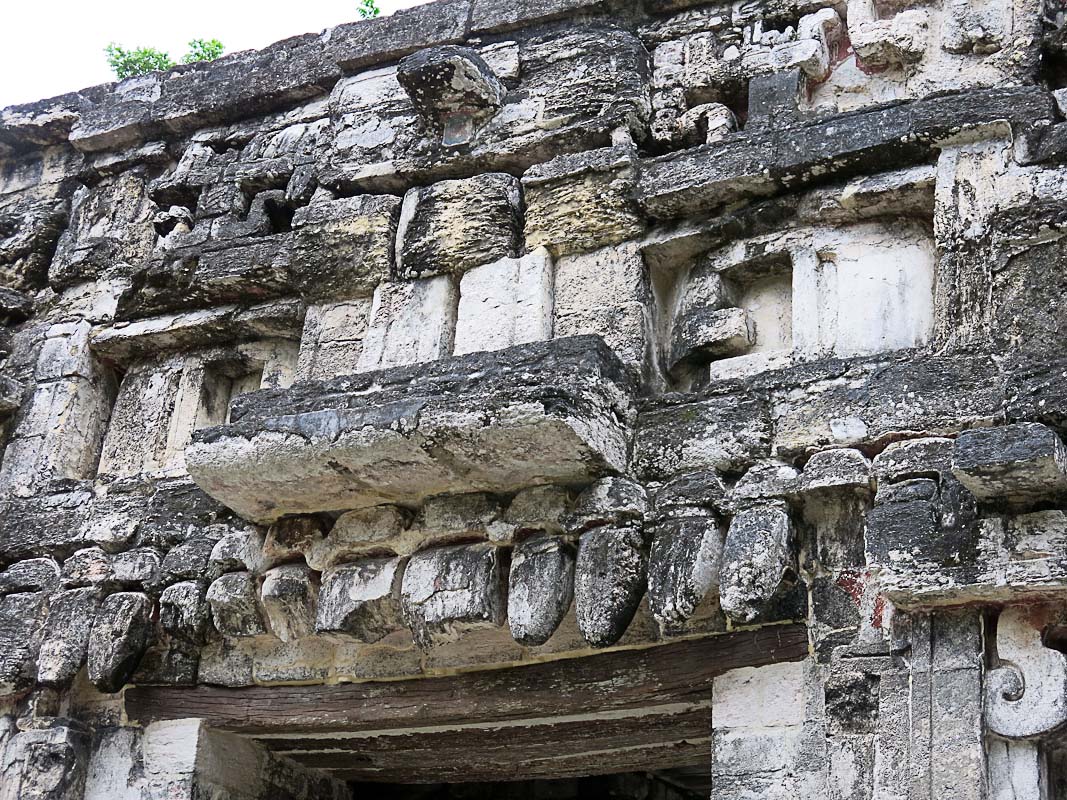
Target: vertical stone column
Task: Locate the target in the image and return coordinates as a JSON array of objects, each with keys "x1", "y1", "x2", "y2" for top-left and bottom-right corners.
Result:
[{"x1": 0, "y1": 321, "x2": 114, "y2": 495}]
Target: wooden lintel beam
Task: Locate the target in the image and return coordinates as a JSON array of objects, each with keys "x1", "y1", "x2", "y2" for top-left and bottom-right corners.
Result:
[
  {"x1": 125, "y1": 625, "x2": 808, "y2": 735},
  {"x1": 321, "y1": 740, "x2": 713, "y2": 784},
  {"x1": 277, "y1": 706, "x2": 711, "y2": 783}
]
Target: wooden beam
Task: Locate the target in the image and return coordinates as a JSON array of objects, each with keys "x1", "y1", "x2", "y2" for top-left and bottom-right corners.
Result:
[
  {"x1": 126, "y1": 625, "x2": 807, "y2": 735},
  {"x1": 324, "y1": 741, "x2": 712, "y2": 784},
  {"x1": 276, "y1": 706, "x2": 711, "y2": 783}
]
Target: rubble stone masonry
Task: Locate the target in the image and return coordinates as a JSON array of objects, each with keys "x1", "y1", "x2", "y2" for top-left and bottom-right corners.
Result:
[{"x1": 2, "y1": 0, "x2": 1067, "y2": 796}]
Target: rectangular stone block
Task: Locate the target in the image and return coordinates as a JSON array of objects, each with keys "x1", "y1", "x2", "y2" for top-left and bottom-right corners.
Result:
[
  {"x1": 0, "y1": 592, "x2": 47, "y2": 694},
  {"x1": 453, "y1": 249, "x2": 554, "y2": 357},
  {"x1": 317, "y1": 557, "x2": 405, "y2": 643},
  {"x1": 97, "y1": 359, "x2": 184, "y2": 480},
  {"x1": 637, "y1": 88, "x2": 1054, "y2": 220},
  {"x1": 90, "y1": 301, "x2": 304, "y2": 363},
  {"x1": 357, "y1": 276, "x2": 458, "y2": 371},
  {"x1": 634, "y1": 390, "x2": 771, "y2": 479},
  {"x1": 397, "y1": 174, "x2": 523, "y2": 279},
  {"x1": 0, "y1": 375, "x2": 114, "y2": 493},
  {"x1": 470, "y1": 0, "x2": 606, "y2": 33},
  {"x1": 295, "y1": 300, "x2": 373, "y2": 382},
  {"x1": 523, "y1": 145, "x2": 645, "y2": 258},
  {"x1": 401, "y1": 543, "x2": 504, "y2": 648},
  {"x1": 769, "y1": 354, "x2": 1003, "y2": 458},
  {"x1": 121, "y1": 235, "x2": 295, "y2": 319},
  {"x1": 952, "y1": 423, "x2": 1067, "y2": 506},
  {"x1": 553, "y1": 243, "x2": 653, "y2": 372},
  {"x1": 291, "y1": 194, "x2": 401, "y2": 301}
]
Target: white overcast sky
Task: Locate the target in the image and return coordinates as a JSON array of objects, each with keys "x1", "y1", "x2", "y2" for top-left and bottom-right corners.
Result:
[{"x1": 0, "y1": 0, "x2": 430, "y2": 108}]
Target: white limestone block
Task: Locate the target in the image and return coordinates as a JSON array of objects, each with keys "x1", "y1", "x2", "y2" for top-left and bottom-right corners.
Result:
[
  {"x1": 453, "y1": 248, "x2": 554, "y2": 356},
  {"x1": 357, "y1": 277, "x2": 458, "y2": 372},
  {"x1": 295, "y1": 300, "x2": 372, "y2": 382}
]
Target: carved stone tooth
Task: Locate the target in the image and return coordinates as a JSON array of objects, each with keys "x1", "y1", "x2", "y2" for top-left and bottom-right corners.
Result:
[
  {"x1": 647, "y1": 516, "x2": 725, "y2": 634},
  {"x1": 0, "y1": 591, "x2": 48, "y2": 694},
  {"x1": 159, "y1": 581, "x2": 210, "y2": 646},
  {"x1": 36, "y1": 588, "x2": 101, "y2": 687},
  {"x1": 719, "y1": 503, "x2": 793, "y2": 624},
  {"x1": 400, "y1": 543, "x2": 505, "y2": 649},
  {"x1": 316, "y1": 557, "x2": 406, "y2": 643},
  {"x1": 260, "y1": 564, "x2": 319, "y2": 643},
  {"x1": 563, "y1": 477, "x2": 648, "y2": 535},
  {"x1": 87, "y1": 592, "x2": 154, "y2": 693},
  {"x1": 574, "y1": 526, "x2": 647, "y2": 648},
  {"x1": 508, "y1": 534, "x2": 575, "y2": 646},
  {"x1": 206, "y1": 572, "x2": 268, "y2": 638}
]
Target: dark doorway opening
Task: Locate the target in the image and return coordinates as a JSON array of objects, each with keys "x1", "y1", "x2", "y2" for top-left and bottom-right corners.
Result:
[{"x1": 352, "y1": 768, "x2": 708, "y2": 799}]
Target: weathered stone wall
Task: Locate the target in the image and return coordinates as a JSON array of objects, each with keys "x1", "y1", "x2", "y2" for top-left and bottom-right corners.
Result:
[{"x1": 3, "y1": 0, "x2": 1067, "y2": 796}]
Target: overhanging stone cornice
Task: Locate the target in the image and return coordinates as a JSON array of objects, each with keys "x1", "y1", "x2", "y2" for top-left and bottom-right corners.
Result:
[
  {"x1": 637, "y1": 86, "x2": 1055, "y2": 219},
  {"x1": 185, "y1": 335, "x2": 637, "y2": 523}
]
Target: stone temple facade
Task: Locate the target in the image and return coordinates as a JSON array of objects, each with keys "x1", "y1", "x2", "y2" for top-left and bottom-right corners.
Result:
[{"x1": 2, "y1": 0, "x2": 1067, "y2": 796}]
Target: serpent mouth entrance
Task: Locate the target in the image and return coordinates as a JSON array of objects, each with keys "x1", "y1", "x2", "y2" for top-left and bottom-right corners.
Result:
[{"x1": 351, "y1": 769, "x2": 709, "y2": 799}]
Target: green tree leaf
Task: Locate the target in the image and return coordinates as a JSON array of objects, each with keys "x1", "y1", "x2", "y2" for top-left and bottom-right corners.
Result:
[
  {"x1": 104, "y1": 43, "x2": 175, "y2": 80},
  {"x1": 183, "y1": 38, "x2": 225, "y2": 64},
  {"x1": 357, "y1": 0, "x2": 381, "y2": 19}
]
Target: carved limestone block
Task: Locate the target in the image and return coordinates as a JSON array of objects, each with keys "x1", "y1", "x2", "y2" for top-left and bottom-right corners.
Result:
[
  {"x1": 260, "y1": 564, "x2": 319, "y2": 643},
  {"x1": 357, "y1": 276, "x2": 458, "y2": 371},
  {"x1": 316, "y1": 557, "x2": 406, "y2": 643},
  {"x1": 397, "y1": 46, "x2": 506, "y2": 145},
  {"x1": 36, "y1": 588, "x2": 100, "y2": 687},
  {"x1": 206, "y1": 572, "x2": 268, "y2": 638},
  {"x1": 523, "y1": 144, "x2": 645, "y2": 258},
  {"x1": 0, "y1": 591, "x2": 48, "y2": 693},
  {"x1": 0, "y1": 557, "x2": 59, "y2": 595},
  {"x1": 847, "y1": 0, "x2": 928, "y2": 68},
  {"x1": 290, "y1": 194, "x2": 401, "y2": 302},
  {"x1": 401, "y1": 543, "x2": 505, "y2": 648},
  {"x1": 397, "y1": 173, "x2": 523, "y2": 279},
  {"x1": 574, "y1": 525, "x2": 647, "y2": 648},
  {"x1": 453, "y1": 248, "x2": 554, "y2": 357},
  {"x1": 159, "y1": 581, "x2": 210, "y2": 646},
  {"x1": 508, "y1": 534, "x2": 575, "y2": 646},
  {"x1": 87, "y1": 591, "x2": 154, "y2": 693},
  {"x1": 0, "y1": 723, "x2": 89, "y2": 800},
  {"x1": 647, "y1": 515, "x2": 725, "y2": 633},
  {"x1": 564, "y1": 476, "x2": 648, "y2": 535},
  {"x1": 985, "y1": 604, "x2": 1067, "y2": 739},
  {"x1": 953, "y1": 423, "x2": 1067, "y2": 507},
  {"x1": 799, "y1": 448, "x2": 874, "y2": 495},
  {"x1": 719, "y1": 503, "x2": 793, "y2": 624}
]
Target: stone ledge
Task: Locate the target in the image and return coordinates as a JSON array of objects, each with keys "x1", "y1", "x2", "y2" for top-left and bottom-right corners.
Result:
[
  {"x1": 186, "y1": 335, "x2": 637, "y2": 522},
  {"x1": 637, "y1": 87, "x2": 1055, "y2": 219},
  {"x1": 0, "y1": 0, "x2": 645, "y2": 156}
]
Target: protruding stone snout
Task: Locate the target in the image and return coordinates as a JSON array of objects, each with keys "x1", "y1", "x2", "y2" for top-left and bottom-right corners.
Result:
[{"x1": 397, "y1": 46, "x2": 506, "y2": 146}]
